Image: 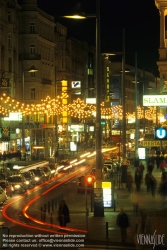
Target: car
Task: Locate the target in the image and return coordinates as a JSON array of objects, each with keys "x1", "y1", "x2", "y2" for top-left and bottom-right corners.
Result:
[
  {"x1": 0, "y1": 167, "x2": 11, "y2": 179},
  {"x1": 0, "y1": 180, "x2": 14, "y2": 198},
  {"x1": 49, "y1": 164, "x2": 57, "y2": 177},
  {"x1": 90, "y1": 168, "x2": 96, "y2": 176},
  {"x1": 30, "y1": 169, "x2": 46, "y2": 184},
  {"x1": 20, "y1": 170, "x2": 36, "y2": 188},
  {"x1": 103, "y1": 163, "x2": 114, "y2": 179},
  {"x1": 41, "y1": 166, "x2": 52, "y2": 180},
  {"x1": 0, "y1": 187, "x2": 7, "y2": 204},
  {"x1": 6, "y1": 175, "x2": 27, "y2": 194}
]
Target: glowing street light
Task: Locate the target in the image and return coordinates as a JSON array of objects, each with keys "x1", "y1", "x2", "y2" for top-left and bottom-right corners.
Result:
[{"x1": 63, "y1": 0, "x2": 104, "y2": 217}]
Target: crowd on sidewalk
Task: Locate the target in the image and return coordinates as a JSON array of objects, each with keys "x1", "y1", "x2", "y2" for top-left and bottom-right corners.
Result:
[{"x1": 115, "y1": 154, "x2": 167, "y2": 244}]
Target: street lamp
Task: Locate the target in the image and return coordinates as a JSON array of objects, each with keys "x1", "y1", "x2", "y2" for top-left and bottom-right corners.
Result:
[
  {"x1": 63, "y1": 0, "x2": 104, "y2": 216},
  {"x1": 21, "y1": 65, "x2": 38, "y2": 161}
]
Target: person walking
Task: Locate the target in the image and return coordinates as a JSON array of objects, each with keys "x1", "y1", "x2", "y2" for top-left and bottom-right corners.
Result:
[
  {"x1": 58, "y1": 200, "x2": 70, "y2": 227},
  {"x1": 147, "y1": 161, "x2": 154, "y2": 174},
  {"x1": 159, "y1": 160, "x2": 167, "y2": 172},
  {"x1": 134, "y1": 167, "x2": 142, "y2": 191},
  {"x1": 126, "y1": 171, "x2": 133, "y2": 192},
  {"x1": 158, "y1": 171, "x2": 167, "y2": 206},
  {"x1": 145, "y1": 171, "x2": 151, "y2": 192},
  {"x1": 138, "y1": 162, "x2": 145, "y2": 179},
  {"x1": 130, "y1": 190, "x2": 139, "y2": 215},
  {"x1": 116, "y1": 208, "x2": 130, "y2": 243},
  {"x1": 155, "y1": 154, "x2": 161, "y2": 169},
  {"x1": 121, "y1": 164, "x2": 128, "y2": 189},
  {"x1": 149, "y1": 172, "x2": 157, "y2": 197}
]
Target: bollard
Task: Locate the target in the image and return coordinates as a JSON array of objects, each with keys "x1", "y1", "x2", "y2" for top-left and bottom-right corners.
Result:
[
  {"x1": 41, "y1": 207, "x2": 43, "y2": 221},
  {"x1": 55, "y1": 197, "x2": 57, "y2": 208},
  {"x1": 43, "y1": 209, "x2": 46, "y2": 222},
  {"x1": 50, "y1": 212, "x2": 53, "y2": 228},
  {"x1": 118, "y1": 174, "x2": 121, "y2": 190},
  {"x1": 106, "y1": 222, "x2": 108, "y2": 239},
  {"x1": 52, "y1": 199, "x2": 54, "y2": 212},
  {"x1": 48, "y1": 201, "x2": 50, "y2": 213},
  {"x1": 44, "y1": 203, "x2": 46, "y2": 212}
]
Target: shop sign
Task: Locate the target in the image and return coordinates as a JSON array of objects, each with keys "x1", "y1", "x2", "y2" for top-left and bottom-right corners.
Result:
[
  {"x1": 68, "y1": 124, "x2": 84, "y2": 132},
  {"x1": 143, "y1": 95, "x2": 167, "y2": 106},
  {"x1": 71, "y1": 81, "x2": 81, "y2": 88},
  {"x1": 140, "y1": 140, "x2": 167, "y2": 147}
]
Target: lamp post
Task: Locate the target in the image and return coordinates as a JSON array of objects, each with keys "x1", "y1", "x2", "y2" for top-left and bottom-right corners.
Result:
[
  {"x1": 21, "y1": 65, "x2": 38, "y2": 160},
  {"x1": 63, "y1": 0, "x2": 104, "y2": 216}
]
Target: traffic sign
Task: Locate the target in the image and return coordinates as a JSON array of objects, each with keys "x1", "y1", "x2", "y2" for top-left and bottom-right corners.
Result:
[
  {"x1": 140, "y1": 140, "x2": 167, "y2": 147},
  {"x1": 155, "y1": 128, "x2": 167, "y2": 140},
  {"x1": 144, "y1": 134, "x2": 154, "y2": 140}
]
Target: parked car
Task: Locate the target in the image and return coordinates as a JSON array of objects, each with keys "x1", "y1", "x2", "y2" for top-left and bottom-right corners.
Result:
[
  {"x1": 30, "y1": 169, "x2": 46, "y2": 184},
  {"x1": 20, "y1": 170, "x2": 36, "y2": 188},
  {"x1": 41, "y1": 166, "x2": 52, "y2": 180},
  {"x1": 0, "y1": 180, "x2": 14, "y2": 198},
  {"x1": 0, "y1": 186, "x2": 7, "y2": 204},
  {"x1": 90, "y1": 168, "x2": 96, "y2": 176},
  {"x1": 0, "y1": 167, "x2": 11, "y2": 179},
  {"x1": 6, "y1": 175, "x2": 27, "y2": 194},
  {"x1": 49, "y1": 164, "x2": 57, "y2": 177}
]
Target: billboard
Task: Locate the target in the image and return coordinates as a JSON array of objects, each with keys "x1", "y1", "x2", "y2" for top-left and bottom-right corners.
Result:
[
  {"x1": 71, "y1": 81, "x2": 81, "y2": 88},
  {"x1": 143, "y1": 95, "x2": 167, "y2": 106}
]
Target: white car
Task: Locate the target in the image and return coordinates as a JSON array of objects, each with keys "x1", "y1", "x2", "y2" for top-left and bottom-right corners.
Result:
[{"x1": 0, "y1": 187, "x2": 7, "y2": 204}]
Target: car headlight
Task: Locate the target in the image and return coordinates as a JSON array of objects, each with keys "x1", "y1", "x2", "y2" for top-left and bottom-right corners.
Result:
[
  {"x1": 26, "y1": 181, "x2": 30, "y2": 185},
  {"x1": 14, "y1": 184, "x2": 21, "y2": 189},
  {"x1": 35, "y1": 177, "x2": 39, "y2": 181}
]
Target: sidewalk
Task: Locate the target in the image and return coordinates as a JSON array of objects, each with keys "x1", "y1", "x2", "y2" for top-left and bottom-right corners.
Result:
[{"x1": 30, "y1": 162, "x2": 167, "y2": 249}]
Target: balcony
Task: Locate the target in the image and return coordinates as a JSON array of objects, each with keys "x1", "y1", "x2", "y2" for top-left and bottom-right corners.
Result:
[{"x1": 19, "y1": 54, "x2": 41, "y2": 60}]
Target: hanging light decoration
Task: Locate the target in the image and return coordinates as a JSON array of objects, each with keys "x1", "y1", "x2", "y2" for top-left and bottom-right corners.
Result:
[{"x1": 0, "y1": 93, "x2": 164, "y2": 122}]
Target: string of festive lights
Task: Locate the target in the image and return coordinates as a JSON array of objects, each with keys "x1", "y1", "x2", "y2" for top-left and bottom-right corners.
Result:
[{"x1": 0, "y1": 93, "x2": 163, "y2": 121}]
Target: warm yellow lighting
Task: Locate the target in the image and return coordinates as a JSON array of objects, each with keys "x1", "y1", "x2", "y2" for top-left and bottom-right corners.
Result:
[{"x1": 63, "y1": 15, "x2": 86, "y2": 19}]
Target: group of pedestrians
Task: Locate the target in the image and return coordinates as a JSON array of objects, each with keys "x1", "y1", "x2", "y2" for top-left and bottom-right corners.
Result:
[{"x1": 124, "y1": 159, "x2": 158, "y2": 197}]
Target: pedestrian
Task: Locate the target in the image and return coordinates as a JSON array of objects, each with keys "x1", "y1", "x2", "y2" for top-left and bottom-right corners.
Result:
[
  {"x1": 121, "y1": 164, "x2": 128, "y2": 189},
  {"x1": 134, "y1": 167, "x2": 142, "y2": 191},
  {"x1": 145, "y1": 171, "x2": 151, "y2": 192},
  {"x1": 130, "y1": 190, "x2": 139, "y2": 215},
  {"x1": 136, "y1": 209, "x2": 147, "y2": 234},
  {"x1": 159, "y1": 160, "x2": 167, "y2": 172},
  {"x1": 147, "y1": 161, "x2": 154, "y2": 174},
  {"x1": 155, "y1": 154, "x2": 161, "y2": 169},
  {"x1": 148, "y1": 155, "x2": 155, "y2": 168},
  {"x1": 126, "y1": 171, "x2": 133, "y2": 192},
  {"x1": 116, "y1": 208, "x2": 130, "y2": 243},
  {"x1": 138, "y1": 161, "x2": 145, "y2": 179},
  {"x1": 149, "y1": 172, "x2": 157, "y2": 197},
  {"x1": 58, "y1": 200, "x2": 70, "y2": 227},
  {"x1": 158, "y1": 171, "x2": 167, "y2": 206}
]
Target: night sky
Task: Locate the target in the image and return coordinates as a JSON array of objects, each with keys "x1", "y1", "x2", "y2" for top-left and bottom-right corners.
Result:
[{"x1": 23, "y1": 0, "x2": 160, "y2": 76}]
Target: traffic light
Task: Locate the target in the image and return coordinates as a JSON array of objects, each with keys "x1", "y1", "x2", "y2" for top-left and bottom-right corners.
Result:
[{"x1": 86, "y1": 175, "x2": 93, "y2": 185}]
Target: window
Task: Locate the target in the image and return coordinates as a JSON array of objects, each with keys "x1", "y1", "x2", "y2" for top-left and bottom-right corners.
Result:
[
  {"x1": 8, "y1": 33, "x2": 11, "y2": 47},
  {"x1": 31, "y1": 88, "x2": 36, "y2": 99},
  {"x1": 30, "y1": 23, "x2": 35, "y2": 33},
  {"x1": 8, "y1": 11, "x2": 11, "y2": 22},
  {"x1": 8, "y1": 58, "x2": 12, "y2": 72},
  {"x1": 30, "y1": 45, "x2": 35, "y2": 54},
  {"x1": 31, "y1": 72, "x2": 36, "y2": 77}
]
